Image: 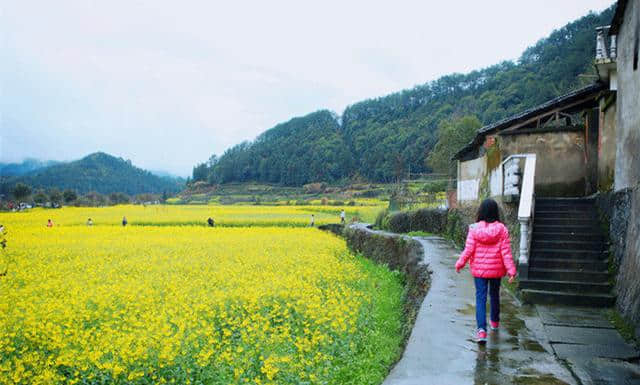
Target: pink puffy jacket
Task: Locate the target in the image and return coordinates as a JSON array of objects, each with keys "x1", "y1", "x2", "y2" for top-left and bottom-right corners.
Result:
[{"x1": 455, "y1": 221, "x2": 517, "y2": 278}]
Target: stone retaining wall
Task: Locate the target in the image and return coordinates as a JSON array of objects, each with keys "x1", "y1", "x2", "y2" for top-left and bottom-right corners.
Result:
[
  {"x1": 342, "y1": 225, "x2": 431, "y2": 317},
  {"x1": 316, "y1": 223, "x2": 344, "y2": 236},
  {"x1": 596, "y1": 185, "x2": 640, "y2": 336}
]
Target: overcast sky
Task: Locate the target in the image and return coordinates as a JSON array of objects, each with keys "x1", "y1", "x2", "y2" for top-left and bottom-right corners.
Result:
[{"x1": 1, "y1": 0, "x2": 614, "y2": 176}]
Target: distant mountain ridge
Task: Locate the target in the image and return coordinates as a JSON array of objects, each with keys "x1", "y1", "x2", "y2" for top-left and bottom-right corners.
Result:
[
  {"x1": 0, "y1": 152, "x2": 184, "y2": 195},
  {"x1": 0, "y1": 159, "x2": 61, "y2": 176},
  {"x1": 193, "y1": 6, "x2": 614, "y2": 185}
]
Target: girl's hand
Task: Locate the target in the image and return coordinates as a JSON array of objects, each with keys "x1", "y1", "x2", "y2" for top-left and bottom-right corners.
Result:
[{"x1": 508, "y1": 275, "x2": 516, "y2": 284}]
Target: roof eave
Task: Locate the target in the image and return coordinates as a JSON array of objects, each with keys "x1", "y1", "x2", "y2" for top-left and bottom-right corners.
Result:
[
  {"x1": 451, "y1": 82, "x2": 605, "y2": 161},
  {"x1": 609, "y1": 0, "x2": 628, "y2": 35}
]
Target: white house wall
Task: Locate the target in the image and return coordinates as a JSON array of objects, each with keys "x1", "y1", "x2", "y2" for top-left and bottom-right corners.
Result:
[
  {"x1": 489, "y1": 167, "x2": 503, "y2": 197},
  {"x1": 458, "y1": 179, "x2": 480, "y2": 201},
  {"x1": 458, "y1": 156, "x2": 487, "y2": 202}
]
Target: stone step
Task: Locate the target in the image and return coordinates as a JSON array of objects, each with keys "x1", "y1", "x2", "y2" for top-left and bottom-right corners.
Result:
[
  {"x1": 525, "y1": 198, "x2": 613, "y2": 307},
  {"x1": 520, "y1": 289, "x2": 615, "y2": 307},
  {"x1": 531, "y1": 257, "x2": 609, "y2": 271},
  {"x1": 535, "y1": 205, "x2": 595, "y2": 213},
  {"x1": 532, "y1": 232, "x2": 605, "y2": 242},
  {"x1": 532, "y1": 248, "x2": 607, "y2": 260},
  {"x1": 519, "y1": 278, "x2": 612, "y2": 294},
  {"x1": 535, "y1": 217, "x2": 601, "y2": 227},
  {"x1": 532, "y1": 239, "x2": 605, "y2": 252},
  {"x1": 536, "y1": 197, "x2": 595, "y2": 204},
  {"x1": 535, "y1": 199, "x2": 595, "y2": 210},
  {"x1": 529, "y1": 268, "x2": 610, "y2": 282},
  {"x1": 533, "y1": 225, "x2": 603, "y2": 235},
  {"x1": 534, "y1": 210, "x2": 598, "y2": 220}
]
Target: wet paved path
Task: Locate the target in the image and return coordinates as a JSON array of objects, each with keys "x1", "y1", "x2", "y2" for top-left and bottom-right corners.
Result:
[
  {"x1": 537, "y1": 305, "x2": 640, "y2": 384},
  {"x1": 382, "y1": 235, "x2": 576, "y2": 385}
]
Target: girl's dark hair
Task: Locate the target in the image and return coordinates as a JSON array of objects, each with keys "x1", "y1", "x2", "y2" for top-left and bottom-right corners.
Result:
[{"x1": 476, "y1": 198, "x2": 500, "y2": 223}]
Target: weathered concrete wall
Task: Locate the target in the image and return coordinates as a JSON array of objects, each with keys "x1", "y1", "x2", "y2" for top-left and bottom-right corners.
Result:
[
  {"x1": 596, "y1": 185, "x2": 640, "y2": 337},
  {"x1": 459, "y1": 131, "x2": 589, "y2": 202},
  {"x1": 615, "y1": 0, "x2": 640, "y2": 190},
  {"x1": 489, "y1": 166, "x2": 503, "y2": 197},
  {"x1": 457, "y1": 156, "x2": 486, "y2": 202},
  {"x1": 500, "y1": 132, "x2": 586, "y2": 197},
  {"x1": 596, "y1": 0, "x2": 640, "y2": 337},
  {"x1": 343, "y1": 225, "x2": 430, "y2": 315},
  {"x1": 598, "y1": 96, "x2": 617, "y2": 191},
  {"x1": 457, "y1": 139, "x2": 503, "y2": 203}
]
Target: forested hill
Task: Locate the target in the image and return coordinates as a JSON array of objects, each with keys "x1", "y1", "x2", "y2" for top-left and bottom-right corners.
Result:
[
  {"x1": 0, "y1": 152, "x2": 184, "y2": 195},
  {"x1": 197, "y1": 111, "x2": 353, "y2": 186},
  {"x1": 194, "y1": 6, "x2": 614, "y2": 185}
]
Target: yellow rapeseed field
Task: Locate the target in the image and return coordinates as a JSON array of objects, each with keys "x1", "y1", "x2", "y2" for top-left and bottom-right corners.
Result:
[
  {"x1": 0, "y1": 204, "x2": 382, "y2": 228},
  {"x1": 0, "y1": 209, "x2": 404, "y2": 384}
]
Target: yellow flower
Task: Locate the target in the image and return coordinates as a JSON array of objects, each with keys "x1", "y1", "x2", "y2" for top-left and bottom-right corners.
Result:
[{"x1": 0, "y1": 205, "x2": 400, "y2": 384}]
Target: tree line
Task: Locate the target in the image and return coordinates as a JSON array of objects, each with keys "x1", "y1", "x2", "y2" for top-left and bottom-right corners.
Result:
[{"x1": 3, "y1": 182, "x2": 167, "y2": 209}]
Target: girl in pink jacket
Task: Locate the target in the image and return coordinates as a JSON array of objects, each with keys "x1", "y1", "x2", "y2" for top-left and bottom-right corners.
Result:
[{"x1": 455, "y1": 198, "x2": 517, "y2": 343}]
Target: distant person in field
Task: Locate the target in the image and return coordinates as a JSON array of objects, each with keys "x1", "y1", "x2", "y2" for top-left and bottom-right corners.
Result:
[
  {"x1": 122, "y1": 216, "x2": 128, "y2": 227},
  {"x1": 207, "y1": 217, "x2": 215, "y2": 227},
  {"x1": 0, "y1": 224, "x2": 4, "y2": 234},
  {"x1": 87, "y1": 218, "x2": 93, "y2": 226},
  {"x1": 310, "y1": 214, "x2": 315, "y2": 227},
  {"x1": 47, "y1": 219, "x2": 54, "y2": 227},
  {"x1": 340, "y1": 210, "x2": 346, "y2": 224}
]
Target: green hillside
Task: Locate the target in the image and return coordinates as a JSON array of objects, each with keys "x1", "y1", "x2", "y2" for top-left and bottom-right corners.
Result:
[
  {"x1": 193, "y1": 6, "x2": 613, "y2": 185},
  {"x1": 1, "y1": 152, "x2": 184, "y2": 195}
]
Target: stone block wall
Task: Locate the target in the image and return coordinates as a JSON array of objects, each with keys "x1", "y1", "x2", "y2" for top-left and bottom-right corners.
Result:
[
  {"x1": 316, "y1": 223, "x2": 344, "y2": 236},
  {"x1": 617, "y1": 186, "x2": 640, "y2": 336},
  {"x1": 596, "y1": 185, "x2": 640, "y2": 336},
  {"x1": 343, "y1": 225, "x2": 430, "y2": 315}
]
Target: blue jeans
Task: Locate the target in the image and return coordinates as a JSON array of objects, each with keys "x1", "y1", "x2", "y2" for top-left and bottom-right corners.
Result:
[{"x1": 473, "y1": 277, "x2": 501, "y2": 331}]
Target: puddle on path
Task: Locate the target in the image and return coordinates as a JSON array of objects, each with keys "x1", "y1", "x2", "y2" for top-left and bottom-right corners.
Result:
[
  {"x1": 511, "y1": 375, "x2": 571, "y2": 385},
  {"x1": 463, "y1": 290, "x2": 571, "y2": 384},
  {"x1": 521, "y1": 339, "x2": 546, "y2": 352},
  {"x1": 472, "y1": 344, "x2": 572, "y2": 385},
  {"x1": 457, "y1": 303, "x2": 476, "y2": 315}
]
